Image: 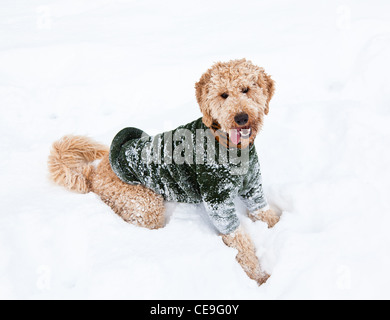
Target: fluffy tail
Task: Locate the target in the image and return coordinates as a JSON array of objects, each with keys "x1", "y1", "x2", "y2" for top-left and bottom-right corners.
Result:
[{"x1": 48, "y1": 135, "x2": 109, "y2": 193}]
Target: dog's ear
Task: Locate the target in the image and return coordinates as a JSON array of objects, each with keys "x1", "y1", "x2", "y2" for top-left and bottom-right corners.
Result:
[
  {"x1": 195, "y1": 68, "x2": 213, "y2": 127},
  {"x1": 257, "y1": 68, "x2": 275, "y2": 115}
]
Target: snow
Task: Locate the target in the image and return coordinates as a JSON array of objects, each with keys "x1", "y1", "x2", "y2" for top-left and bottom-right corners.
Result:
[{"x1": 1, "y1": 0, "x2": 390, "y2": 299}]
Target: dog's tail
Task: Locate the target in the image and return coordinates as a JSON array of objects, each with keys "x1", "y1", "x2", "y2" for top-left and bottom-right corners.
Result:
[{"x1": 48, "y1": 135, "x2": 109, "y2": 193}]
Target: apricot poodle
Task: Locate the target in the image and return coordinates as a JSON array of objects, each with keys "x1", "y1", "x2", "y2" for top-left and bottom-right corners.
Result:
[{"x1": 48, "y1": 59, "x2": 280, "y2": 285}]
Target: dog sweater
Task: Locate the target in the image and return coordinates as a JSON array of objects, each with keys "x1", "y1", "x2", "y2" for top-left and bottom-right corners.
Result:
[{"x1": 109, "y1": 118, "x2": 268, "y2": 235}]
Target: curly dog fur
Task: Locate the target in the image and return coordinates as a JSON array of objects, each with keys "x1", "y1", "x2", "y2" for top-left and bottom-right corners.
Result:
[{"x1": 48, "y1": 58, "x2": 280, "y2": 285}]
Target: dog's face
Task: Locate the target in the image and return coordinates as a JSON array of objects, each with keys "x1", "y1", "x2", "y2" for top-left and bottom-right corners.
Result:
[{"x1": 195, "y1": 59, "x2": 275, "y2": 146}]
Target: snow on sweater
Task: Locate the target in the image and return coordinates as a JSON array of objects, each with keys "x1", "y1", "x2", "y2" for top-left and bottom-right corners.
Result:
[{"x1": 109, "y1": 118, "x2": 268, "y2": 235}]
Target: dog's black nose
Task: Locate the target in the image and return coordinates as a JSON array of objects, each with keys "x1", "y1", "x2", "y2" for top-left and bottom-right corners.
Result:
[{"x1": 234, "y1": 113, "x2": 249, "y2": 126}]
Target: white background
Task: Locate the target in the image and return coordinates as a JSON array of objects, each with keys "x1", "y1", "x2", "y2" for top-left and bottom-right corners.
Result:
[{"x1": 0, "y1": 0, "x2": 389, "y2": 299}]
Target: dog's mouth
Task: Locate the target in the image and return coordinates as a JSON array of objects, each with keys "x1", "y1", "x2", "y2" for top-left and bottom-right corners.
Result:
[{"x1": 230, "y1": 126, "x2": 252, "y2": 145}]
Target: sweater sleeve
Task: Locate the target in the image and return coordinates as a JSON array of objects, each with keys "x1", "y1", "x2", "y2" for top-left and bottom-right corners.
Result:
[
  {"x1": 240, "y1": 160, "x2": 269, "y2": 213},
  {"x1": 196, "y1": 163, "x2": 241, "y2": 235}
]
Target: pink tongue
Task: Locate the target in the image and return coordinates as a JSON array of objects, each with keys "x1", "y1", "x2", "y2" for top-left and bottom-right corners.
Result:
[{"x1": 230, "y1": 129, "x2": 241, "y2": 145}]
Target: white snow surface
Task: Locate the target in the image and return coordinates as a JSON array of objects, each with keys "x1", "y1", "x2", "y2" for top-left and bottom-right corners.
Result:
[{"x1": 1, "y1": 0, "x2": 390, "y2": 300}]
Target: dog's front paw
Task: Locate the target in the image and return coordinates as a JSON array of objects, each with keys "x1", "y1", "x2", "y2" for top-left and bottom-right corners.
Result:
[
  {"x1": 257, "y1": 273, "x2": 271, "y2": 286},
  {"x1": 250, "y1": 208, "x2": 280, "y2": 228}
]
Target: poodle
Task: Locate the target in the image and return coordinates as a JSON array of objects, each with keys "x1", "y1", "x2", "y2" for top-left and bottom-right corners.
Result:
[{"x1": 48, "y1": 58, "x2": 280, "y2": 285}]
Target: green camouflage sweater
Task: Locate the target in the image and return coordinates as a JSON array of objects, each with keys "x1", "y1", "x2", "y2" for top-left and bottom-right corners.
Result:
[{"x1": 109, "y1": 118, "x2": 268, "y2": 235}]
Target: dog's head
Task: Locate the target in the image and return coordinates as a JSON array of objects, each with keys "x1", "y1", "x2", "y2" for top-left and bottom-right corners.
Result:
[{"x1": 195, "y1": 59, "x2": 275, "y2": 147}]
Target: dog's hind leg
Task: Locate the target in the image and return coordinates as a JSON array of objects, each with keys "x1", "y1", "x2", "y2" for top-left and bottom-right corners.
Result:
[{"x1": 91, "y1": 155, "x2": 165, "y2": 230}]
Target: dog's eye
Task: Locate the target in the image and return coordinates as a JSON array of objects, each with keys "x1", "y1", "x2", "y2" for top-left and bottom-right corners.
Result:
[
  {"x1": 221, "y1": 93, "x2": 229, "y2": 99},
  {"x1": 242, "y1": 88, "x2": 249, "y2": 94}
]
